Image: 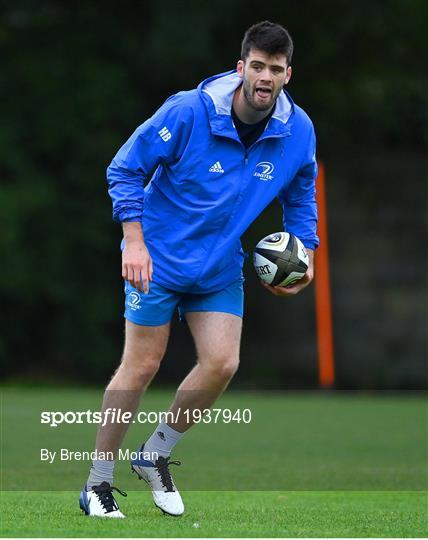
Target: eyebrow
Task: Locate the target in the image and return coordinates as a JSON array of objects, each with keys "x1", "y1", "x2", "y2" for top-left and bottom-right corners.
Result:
[{"x1": 249, "y1": 60, "x2": 285, "y2": 71}]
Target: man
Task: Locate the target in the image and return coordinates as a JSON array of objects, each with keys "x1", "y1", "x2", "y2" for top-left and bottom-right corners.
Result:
[{"x1": 79, "y1": 20, "x2": 318, "y2": 518}]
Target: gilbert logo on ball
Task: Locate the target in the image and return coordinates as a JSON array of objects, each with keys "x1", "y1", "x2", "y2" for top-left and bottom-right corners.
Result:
[{"x1": 253, "y1": 232, "x2": 309, "y2": 287}]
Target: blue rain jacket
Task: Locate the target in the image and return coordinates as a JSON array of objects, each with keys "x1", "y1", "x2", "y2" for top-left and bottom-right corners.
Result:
[{"x1": 107, "y1": 71, "x2": 319, "y2": 293}]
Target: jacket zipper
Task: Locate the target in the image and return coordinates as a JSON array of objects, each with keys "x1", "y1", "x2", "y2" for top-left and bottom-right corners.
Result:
[{"x1": 193, "y1": 133, "x2": 287, "y2": 286}]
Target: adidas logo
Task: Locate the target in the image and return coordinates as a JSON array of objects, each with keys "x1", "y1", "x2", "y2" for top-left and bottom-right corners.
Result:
[{"x1": 209, "y1": 161, "x2": 224, "y2": 173}]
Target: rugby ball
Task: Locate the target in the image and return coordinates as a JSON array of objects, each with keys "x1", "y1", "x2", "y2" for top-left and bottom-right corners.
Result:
[{"x1": 253, "y1": 232, "x2": 309, "y2": 287}]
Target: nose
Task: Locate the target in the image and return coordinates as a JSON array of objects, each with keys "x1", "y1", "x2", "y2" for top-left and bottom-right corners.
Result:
[{"x1": 260, "y1": 67, "x2": 273, "y2": 83}]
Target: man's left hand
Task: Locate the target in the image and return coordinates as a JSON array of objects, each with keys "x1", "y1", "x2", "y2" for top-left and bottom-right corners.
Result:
[{"x1": 262, "y1": 248, "x2": 314, "y2": 297}]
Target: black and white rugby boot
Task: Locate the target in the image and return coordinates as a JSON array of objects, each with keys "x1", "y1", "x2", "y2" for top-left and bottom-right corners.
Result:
[
  {"x1": 131, "y1": 444, "x2": 184, "y2": 516},
  {"x1": 79, "y1": 481, "x2": 126, "y2": 518}
]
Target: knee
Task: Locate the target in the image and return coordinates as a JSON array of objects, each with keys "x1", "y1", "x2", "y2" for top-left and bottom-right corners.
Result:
[
  {"x1": 119, "y1": 350, "x2": 163, "y2": 383},
  {"x1": 132, "y1": 358, "x2": 161, "y2": 381},
  {"x1": 205, "y1": 356, "x2": 240, "y2": 381}
]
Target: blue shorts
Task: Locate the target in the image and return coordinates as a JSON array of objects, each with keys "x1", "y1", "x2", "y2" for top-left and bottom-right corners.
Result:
[{"x1": 124, "y1": 279, "x2": 244, "y2": 326}]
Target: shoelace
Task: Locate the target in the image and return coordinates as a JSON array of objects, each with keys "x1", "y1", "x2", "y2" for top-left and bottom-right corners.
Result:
[
  {"x1": 92, "y1": 481, "x2": 127, "y2": 513},
  {"x1": 155, "y1": 457, "x2": 181, "y2": 492}
]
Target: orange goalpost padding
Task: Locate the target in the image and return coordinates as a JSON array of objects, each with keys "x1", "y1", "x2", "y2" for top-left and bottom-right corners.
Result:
[{"x1": 314, "y1": 162, "x2": 335, "y2": 388}]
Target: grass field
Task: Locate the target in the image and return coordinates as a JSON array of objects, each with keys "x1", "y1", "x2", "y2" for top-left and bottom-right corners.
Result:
[
  {"x1": 1, "y1": 386, "x2": 427, "y2": 537},
  {"x1": 2, "y1": 490, "x2": 427, "y2": 537}
]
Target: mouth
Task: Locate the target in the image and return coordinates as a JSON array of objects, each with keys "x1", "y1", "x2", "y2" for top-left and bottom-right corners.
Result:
[{"x1": 255, "y1": 87, "x2": 272, "y2": 99}]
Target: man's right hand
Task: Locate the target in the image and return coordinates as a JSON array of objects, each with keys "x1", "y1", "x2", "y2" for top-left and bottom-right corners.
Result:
[{"x1": 121, "y1": 222, "x2": 153, "y2": 293}]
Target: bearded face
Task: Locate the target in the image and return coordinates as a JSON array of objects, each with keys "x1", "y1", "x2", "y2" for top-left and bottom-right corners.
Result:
[{"x1": 238, "y1": 49, "x2": 291, "y2": 113}]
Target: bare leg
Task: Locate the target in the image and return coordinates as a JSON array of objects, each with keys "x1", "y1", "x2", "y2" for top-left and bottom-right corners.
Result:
[
  {"x1": 95, "y1": 320, "x2": 170, "y2": 455},
  {"x1": 167, "y1": 312, "x2": 242, "y2": 432},
  {"x1": 130, "y1": 312, "x2": 241, "y2": 518}
]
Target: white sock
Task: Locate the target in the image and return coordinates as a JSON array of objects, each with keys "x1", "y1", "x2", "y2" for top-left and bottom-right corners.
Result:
[
  {"x1": 143, "y1": 422, "x2": 184, "y2": 460},
  {"x1": 86, "y1": 459, "x2": 115, "y2": 490}
]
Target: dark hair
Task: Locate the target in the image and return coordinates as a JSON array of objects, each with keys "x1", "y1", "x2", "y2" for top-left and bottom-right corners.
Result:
[{"x1": 241, "y1": 21, "x2": 294, "y2": 65}]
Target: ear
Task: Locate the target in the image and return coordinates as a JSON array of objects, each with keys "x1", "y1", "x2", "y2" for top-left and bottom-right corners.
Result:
[
  {"x1": 284, "y1": 66, "x2": 292, "y2": 85},
  {"x1": 236, "y1": 60, "x2": 244, "y2": 78}
]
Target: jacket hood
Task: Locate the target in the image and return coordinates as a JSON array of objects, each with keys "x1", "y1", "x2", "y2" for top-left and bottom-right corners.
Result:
[{"x1": 198, "y1": 70, "x2": 294, "y2": 138}]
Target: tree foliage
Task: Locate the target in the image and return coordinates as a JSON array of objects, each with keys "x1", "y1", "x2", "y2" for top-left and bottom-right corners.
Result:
[{"x1": 1, "y1": 1, "x2": 426, "y2": 387}]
